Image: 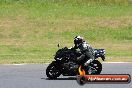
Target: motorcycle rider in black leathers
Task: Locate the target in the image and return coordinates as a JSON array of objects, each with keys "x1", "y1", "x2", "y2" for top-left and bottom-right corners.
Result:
[{"x1": 71, "y1": 36, "x2": 95, "y2": 67}]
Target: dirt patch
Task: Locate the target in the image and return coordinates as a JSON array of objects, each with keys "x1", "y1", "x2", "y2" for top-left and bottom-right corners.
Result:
[
  {"x1": 0, "y1": 16, "x2": 27, "y2": 29},
  {"x1": 96, "y1": 16, "x2": 132, "y2": 28}
]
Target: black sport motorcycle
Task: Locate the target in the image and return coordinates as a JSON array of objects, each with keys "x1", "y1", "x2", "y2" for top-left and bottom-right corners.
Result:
[{"x1": 46, "y1": 46, "x2": 106, "y2": 79}]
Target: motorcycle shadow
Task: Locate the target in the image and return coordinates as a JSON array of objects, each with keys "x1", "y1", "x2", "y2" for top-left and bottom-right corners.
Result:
[{"x1": 43, "y1": 77, "x2": 77, "y2": 80}]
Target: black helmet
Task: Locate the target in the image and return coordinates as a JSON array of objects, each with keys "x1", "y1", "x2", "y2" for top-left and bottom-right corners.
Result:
[{"x1": 74, "y1": 36, "x2": 83, "y2": 45}]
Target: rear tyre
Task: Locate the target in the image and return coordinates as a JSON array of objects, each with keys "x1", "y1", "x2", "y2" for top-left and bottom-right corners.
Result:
[
  {"x1": 88, "y1": 60, "x2": 102, "y2": 74},
  {"x1": 46, "y1": 61, "x2": 61, "y2": 79}
]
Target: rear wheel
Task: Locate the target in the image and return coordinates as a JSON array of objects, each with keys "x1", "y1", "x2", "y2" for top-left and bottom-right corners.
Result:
[
  {"x1": 46, "y1": 61, "x2": 62, "y2": 79},
  {"x1": 87, "y1": 60, "x2": 102, "y2": 74}
]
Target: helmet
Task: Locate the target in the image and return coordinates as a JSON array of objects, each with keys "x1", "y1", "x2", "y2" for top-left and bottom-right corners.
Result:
[{"x1": 74, "y1": 36, "x2": 83, "y2": 45}]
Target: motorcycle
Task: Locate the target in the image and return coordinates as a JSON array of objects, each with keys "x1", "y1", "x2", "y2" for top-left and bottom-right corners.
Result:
[{"x1": 46, "y1": 45, "x2": 106, "y2": 79}]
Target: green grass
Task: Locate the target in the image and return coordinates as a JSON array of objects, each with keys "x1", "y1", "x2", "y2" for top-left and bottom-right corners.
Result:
[{"x1": 0, "y1": 0, "x2": 132, "y2": 63}]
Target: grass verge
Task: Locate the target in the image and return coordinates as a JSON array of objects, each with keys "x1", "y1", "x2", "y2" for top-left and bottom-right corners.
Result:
[{"x1": 0, "y1": 0, "x2": 132, "y2": 63}]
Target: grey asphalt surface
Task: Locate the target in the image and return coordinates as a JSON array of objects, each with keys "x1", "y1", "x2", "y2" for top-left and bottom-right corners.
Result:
[{"x1": 0, "y1": 63, "x2": 132, "y2": 88}]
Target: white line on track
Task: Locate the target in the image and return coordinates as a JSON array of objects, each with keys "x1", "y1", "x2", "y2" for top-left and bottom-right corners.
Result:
[
  {"x1": 102, "y1": 62, "x2": 132, "y2": 64},
  {"x1": 2, "y1": 64, "x2": 27, "y2": 66},
  {"x1": 45, "y1": 62, "x2": 132, "y2": 64},
  {"x1": 1, "y1": 62, "x2": 132, "y2": 66}
]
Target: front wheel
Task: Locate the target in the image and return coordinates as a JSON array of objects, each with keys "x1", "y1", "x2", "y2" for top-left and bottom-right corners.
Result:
[{"x1": 46, "y1": 61, "x2": 62, "y2": 79}]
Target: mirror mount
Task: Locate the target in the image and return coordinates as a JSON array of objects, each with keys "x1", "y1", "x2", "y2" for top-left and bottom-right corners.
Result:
[{"x1": 57, "y1": 44, "x2": 60, "y2": 47}]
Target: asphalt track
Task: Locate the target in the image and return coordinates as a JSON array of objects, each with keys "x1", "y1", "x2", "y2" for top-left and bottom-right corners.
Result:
[{"x1": 0, "y1": 63, "x2": 132, "y2": 88}]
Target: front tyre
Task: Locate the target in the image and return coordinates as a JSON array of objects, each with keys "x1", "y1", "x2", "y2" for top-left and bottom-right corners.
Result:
[{"x1": 46, "y1": 61, "x2": 61, "y2": 79}]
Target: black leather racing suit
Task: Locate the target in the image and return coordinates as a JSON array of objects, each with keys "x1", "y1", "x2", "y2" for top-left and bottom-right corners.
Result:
[{"x1": 73, "y1": 41, "x2": 95, "y2": 66}]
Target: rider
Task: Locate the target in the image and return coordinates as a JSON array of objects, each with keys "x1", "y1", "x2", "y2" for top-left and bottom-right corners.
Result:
[{"x1": 71, "y1": 36, "x2": 95, "y2": 67}]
